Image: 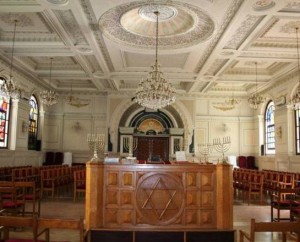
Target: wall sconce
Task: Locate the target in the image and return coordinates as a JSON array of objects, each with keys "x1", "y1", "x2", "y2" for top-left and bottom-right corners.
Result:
[
  {"x1": 22, "y1": 120, "x2": 28, "y2": 133},
  {"x1": 222, "y1": 123, "x2": 229, "y2": 132},
  {"x1": 72, "y1": 121, "x2": 82, "y2": 132},
  {"x1": 276, "y1": 126, "x2": 282, "y2": 139}
]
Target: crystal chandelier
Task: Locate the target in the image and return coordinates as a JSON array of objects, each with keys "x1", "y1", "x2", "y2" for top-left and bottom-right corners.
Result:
[
  {"x1": 290, "y1": 27, "x2": 300, "y2": 109},
  {"x1": 135, "y1": 10, "x2": 175, "y2": 109},
  {"x1": 248, "y1": 62, "x2": 265, "y2": 109},
  {"x1": 0, "y1": 20, "x2": 21, "y2": 100},
  {"x1": 65, "y1": 84, "x2": 90, "y2": 108},
  {"x1": 40, "y1": 58, "x2": 59, "y2": 106}
]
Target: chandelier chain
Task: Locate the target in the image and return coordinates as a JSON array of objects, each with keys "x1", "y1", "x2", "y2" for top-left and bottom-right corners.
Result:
[
  {"x1": 135, "y1": 9, "x2": 176, "y2": 109},
  {"x1": 9, "y1": 20, "x2": 17, "y2": 81},
  {"x1": 297, "y1": 28, "x2": 300, "y2": 85}
]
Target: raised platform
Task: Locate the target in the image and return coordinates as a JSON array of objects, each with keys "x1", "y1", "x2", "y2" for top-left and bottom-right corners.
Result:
[{"x1": 85, "y1": 162, "x2": 234, "y2": 242}]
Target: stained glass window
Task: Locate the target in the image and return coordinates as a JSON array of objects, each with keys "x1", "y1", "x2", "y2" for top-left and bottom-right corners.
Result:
[
  {"x1": 28, "y1": 95, "x2": 39, "y2": 150},
  {"x1": 0, "y1": 78, "x2": 10, "y2": 148},
  {"x1": 265, "y1": 101, "x2": 275, "y2": 155}
]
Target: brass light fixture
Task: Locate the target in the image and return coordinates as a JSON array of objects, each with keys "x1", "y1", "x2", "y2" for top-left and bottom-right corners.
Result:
[
  {"x1": 290, "y1": 27, "x2": 300, "y2": 109},
  {"x1": 65, "y1": 83, "x2": 90, "y2": 108},
  {"x1": 40, "y1": 58, "x2": 59, "y2": 106},
  {"x1": 0, "y1": 20, "x2": 21, "y2": 100},
  {"x1": 135, "y1": 10, "x2": 176, "y2": 109},
  {"x1": 248, "y1": 62, "x2": 265, "y2": 109}
]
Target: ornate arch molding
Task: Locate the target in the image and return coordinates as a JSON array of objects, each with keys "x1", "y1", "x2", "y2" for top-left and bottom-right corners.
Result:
[{"x1": 109, "y1": 99, "x2": 193, "y2": 152}]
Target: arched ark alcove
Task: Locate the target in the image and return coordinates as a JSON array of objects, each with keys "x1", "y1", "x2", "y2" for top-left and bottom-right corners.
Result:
[{"x1": 117, "y1": 103, "x2": 186, "y2": 161}]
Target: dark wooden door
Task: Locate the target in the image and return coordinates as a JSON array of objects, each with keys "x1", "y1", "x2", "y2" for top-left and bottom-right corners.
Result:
[{"x1": 134, "y1": 137, "x2": 169, "y2": 161}]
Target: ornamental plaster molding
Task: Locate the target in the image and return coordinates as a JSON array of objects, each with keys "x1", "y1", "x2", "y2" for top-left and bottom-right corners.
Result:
[
  {"x1": 0, "y1": 13, "x2": 34, "y2": 27},
  {"x1": 252, "y1": 0, "x2": 275, "y2": 11},
  {"x1": 98, "y1": 1, "x2": 215, "y2": 50},
  {"x1": 46, "y1": 0, "x2": 69, "y2": 6},
  {"x1": 194, "y1": 0, "x2": 244, "y2": 73},
  {"x1": 283, "y1": 2, "x2": 300, "y2": 10},
  {"x1": 281, "y1": 21, "x2": 300, "y2": 34},
  {"x1": 83, "y1": 55, "x2": 103, "y2": 73},
  {"x1": 224, "y1": 15, "x2": 264, "y2": 50},
  {"x1": 80, "y1": 0, "x2": 115, "y2": 72},
  {"x1": 205, "y1": 59, "x2": 229, "y2": 76},
  {"x1": 54, "y1": 9, "x2": 88, "y2": 45}
]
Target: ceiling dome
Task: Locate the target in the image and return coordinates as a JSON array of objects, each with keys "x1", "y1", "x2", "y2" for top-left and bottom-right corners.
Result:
[
  {"x1": 120, "y1": 5, "x2": 194, "y2": 37},
  {"x1": 99, "y1": 1, "x2": 215, "y2": 49}
]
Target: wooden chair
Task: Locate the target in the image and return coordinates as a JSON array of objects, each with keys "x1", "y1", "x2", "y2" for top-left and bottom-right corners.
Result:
[
  {"x1": 73, "y1": 169, "x2": 86, "y2": 202},
  {"x1": 244, "y1": 172, "x2": 264, "y2": 205},
  {"x1": 0, "y1": 184, "x2": 25, "y2": 216},
  {"x1": 271, "y1": 187, "x2": 300, "y2": 222},
  {"x1": 0, "y1": 216, "x2": 85, "y2": 242},
  {"x1": 15, "y1": 181, "x2": 41, "y2": 216},
  {"x1": 239, "y1": 218, "x2": 300, "y2": 242},
  {"x1": 37, "y1": 217, "x2": 85, "y2": 242},
  {"x1": 0, "y1": 215, "x2": 39, "y2": 242}
]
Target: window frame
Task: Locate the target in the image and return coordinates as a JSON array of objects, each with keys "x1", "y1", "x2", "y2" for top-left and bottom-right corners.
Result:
[
  {"x1": 28, "y1": 94, "x2": 39, "y2": 150},
  {"x1": 0, "y1": 77, "x2": 11, "y2": 149},
  {"x1": 265, "y1": 101, "x2": 275, "y2": 155}
]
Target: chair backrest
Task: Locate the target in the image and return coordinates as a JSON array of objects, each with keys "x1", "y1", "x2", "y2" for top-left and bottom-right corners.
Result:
[
  {"x1": 54, "y1": 152, "x2": 64, "y2": 165},
  {"x1": 0, "y1": 215, "x2": 38, "y2": 241},
  {"x1": 250, "y1": 218, "x2": 300, "y2": 241},
  {"x1": 246, "y1": 156, "x2": 256, "y2": 169},
  {"x1": 44, "y1": 152, "x2": 55, "y2": 165},
  {"x1": 237, "y1": 156, "x2": 247, "y2": 168},
  {"x1": 38, "y1": 217, "x2": 84, "y2": 242}
]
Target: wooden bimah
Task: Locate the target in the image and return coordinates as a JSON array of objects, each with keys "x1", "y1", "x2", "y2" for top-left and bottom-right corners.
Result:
[{"x1": 85, "y1": 162, "x2": 234, "y2": 242}]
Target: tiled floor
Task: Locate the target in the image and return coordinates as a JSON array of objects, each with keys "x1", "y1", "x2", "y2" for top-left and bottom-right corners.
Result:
[{"x1": 6, "y1": 195, "x2": 294, "y2": 242}]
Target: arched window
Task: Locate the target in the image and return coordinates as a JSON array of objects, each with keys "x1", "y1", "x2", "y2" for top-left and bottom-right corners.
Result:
[
  {"x1": 265, "y1": 101, "x2": 275, "y2": 155},
  {"x1": 28, "y1": 95, "x2": 39, "y2": 150},
  {"x1": 0, "y1": 77, "x2": 11, "y2": 148}
]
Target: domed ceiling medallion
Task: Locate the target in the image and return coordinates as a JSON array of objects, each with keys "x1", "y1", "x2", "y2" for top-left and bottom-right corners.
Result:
[{"x1": 99, "y1": 1, "x2": 215, "y2": 49}]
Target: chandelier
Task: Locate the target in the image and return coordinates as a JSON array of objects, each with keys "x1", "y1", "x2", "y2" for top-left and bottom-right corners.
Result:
[
  {"x1": 0, "y1": 20, "x2": 21, "y2": 100},
  {"x1": 40, "y1": 58, "x2": 59, "y2": 106},
  {"x1": 65, "y1": 84, "x2": 90, "y2": 108},
  {"x1": 135, "y1": 10, "x2": 175, "y2": 109},
  {"x1": 290, "y1": 27, "x2": 300, "y2": 109},
  {"x1": 213, "y1": 88, "x2": 240, "y2": 111},
  {"x1": 248, "y1": 62, "x2": 265, "y2": 109}
]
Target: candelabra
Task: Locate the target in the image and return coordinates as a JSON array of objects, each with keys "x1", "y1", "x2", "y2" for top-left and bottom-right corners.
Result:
[
  {"x1": 124, "y1": 137, "x2": 137, "y2": 157},
  {"x1": 87, "y1": 133, "x2": 105, "y2": 162},
  {"x1": 213, "y1": 136, "x2": 231, "y2": 163},
  {"x1": 198, "y1": 143, "x2": 213, "y2": 163},
  {"x1": 174, "y1": 139, "x2": 183, "y2": 152}
]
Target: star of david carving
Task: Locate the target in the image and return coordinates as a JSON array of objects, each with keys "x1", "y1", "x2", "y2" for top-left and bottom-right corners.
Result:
[{"x1": 141, "y1": 177, "x2": 179, "y2": 220}]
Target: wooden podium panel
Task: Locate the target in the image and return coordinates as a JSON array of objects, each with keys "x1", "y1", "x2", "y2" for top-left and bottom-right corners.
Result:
[{"x1": 86, "y1": 163, "x2": 233, "y2": 233}]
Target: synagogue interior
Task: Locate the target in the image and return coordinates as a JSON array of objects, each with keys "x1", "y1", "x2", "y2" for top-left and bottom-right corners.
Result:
[{"x1": 0, "y1": 0, "x2": 300, "y2": 242}]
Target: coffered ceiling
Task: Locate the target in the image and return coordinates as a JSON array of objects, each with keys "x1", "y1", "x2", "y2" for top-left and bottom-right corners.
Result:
[{"x1": 0, "y1": 0, "x2": 299, "y2": 100}]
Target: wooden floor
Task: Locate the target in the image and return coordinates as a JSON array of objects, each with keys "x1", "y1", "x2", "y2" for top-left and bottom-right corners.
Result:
[{"x1": 6, "y1": 195, "x2": 294, "y2": 242}]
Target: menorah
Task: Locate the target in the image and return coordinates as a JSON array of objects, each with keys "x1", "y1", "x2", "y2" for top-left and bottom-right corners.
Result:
[
  {"x1": 124, "y1": 137, "x2": 137, "y2": 157},
  {"x1": 213, "y1": 136, "x2": 231, "y2": 163},
  {"x1": 198, "y1": 143, "x2": 213, "y2": 163},
  {"x1": 174, "y1": 138, "x2": 183, "y2": 152},
  {"x1": 87, "y1": 133, "x2": 105, "y2": 162}
]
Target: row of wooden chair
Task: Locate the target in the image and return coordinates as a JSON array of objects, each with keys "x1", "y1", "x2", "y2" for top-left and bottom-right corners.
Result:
[
  {"x1": 0, "y1": 181, "x2": 41, "y2": 217},
  {"x1": 233, "y1": 168, "x2": 300, "y2": 222},
  {"x1": 40, "y1": 166, "x2": 84, "y2": 199},
  {"x1": 0, "y1": 215, "x2": 85, "y2": 242}
]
